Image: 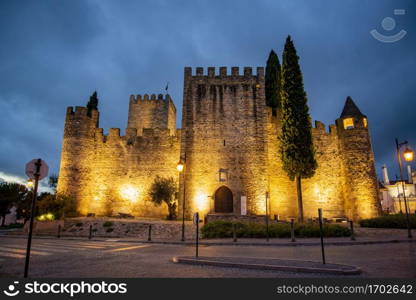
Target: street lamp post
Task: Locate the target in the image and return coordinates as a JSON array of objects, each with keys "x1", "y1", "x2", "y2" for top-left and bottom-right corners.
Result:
[
  {"x1": 395, "y1": 138, "x2": 414, "y2": 238},
  {"x1": 177, "y1": 155, "x2": 186, "y2": 242}
]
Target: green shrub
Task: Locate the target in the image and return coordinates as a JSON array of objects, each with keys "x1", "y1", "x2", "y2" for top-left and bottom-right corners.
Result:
[
  {"x1": 103, "y1": 221, "x2": 113, "y2": 227},
  {"x1": 106, "y1": 228, "x2": 114, "y2": 233},
  {"x1": 359, "y1": 214, "x2": 416, "y2": 229},
  {"x1": 200, "y1": 221, "x2": 351, "y2": 238},
  {"x1": 1, "y1": 223, "x2": 24, "y2": 229}
]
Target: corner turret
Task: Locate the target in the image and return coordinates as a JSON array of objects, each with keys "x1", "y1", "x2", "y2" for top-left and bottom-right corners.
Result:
[{"x1": 336, "y1": 96, "x2": 380, "y2": 220}]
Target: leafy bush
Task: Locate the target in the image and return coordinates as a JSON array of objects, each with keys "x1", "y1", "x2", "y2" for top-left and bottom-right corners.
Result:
[
  {"x1": 1, "y1": 223, "x2": 24, "y2": 229},
  {"x1": 103, "y1": 221, "x2": 113, "y2": 227},
  {"x1": 359, "y1": 214, "x2": 416, "y2": 229},
  {"x1": 200, "y1": 221, "x2": 351, "y2": 239},
  {"x1": 106, "y1": 228, "x2": 114, "y2": 233},
  {"x1": 37, "y1": 193, "x2": 78, "y2": 220}
]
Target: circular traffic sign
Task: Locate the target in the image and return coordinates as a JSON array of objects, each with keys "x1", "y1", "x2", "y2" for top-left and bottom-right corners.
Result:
[{"x1": 25, "y1": 159, "x2": 49, "y2": 180}]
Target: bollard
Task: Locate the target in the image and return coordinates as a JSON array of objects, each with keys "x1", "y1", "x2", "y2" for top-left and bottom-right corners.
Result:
[
  {"x1": 318, "y1": 208, "x2": 326, "y2": 264},
  {"x1": 88, "y1": 224, "x2": 92, "y2": 240},
  {"x1": 193, "y1": 212, "x2": 199, "y2": 258},
  {"x1": 232, "y1": 223, "x2": 237, "y2": 243},
  {"x1": 290, "y1": 219, "x2": 296, "y2": 242},
  {"x1": 57, "y1": 224, "x2": 61, "y2": 238},
  {"x1": 196, "y1": 219, "x2": 199, "y2": 258},
  {"x1": 148, "y1": 224, "x2": 152, "y2": 241},
  {"x1": 349, "y1": 220, "x2": 355, "y2": 241}
]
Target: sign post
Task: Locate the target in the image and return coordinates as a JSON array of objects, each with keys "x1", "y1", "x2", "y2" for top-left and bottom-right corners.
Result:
[
  {"x1": 265, "y1": 192, "x2": 269, "y2": 242},
  {"x1": 318, "y1": 208, "x2": 326, "y2": 265},
  {"x1": 193, "y1": 212, "x2": 199, "y2": 258},
  {"x1": 24, "y1": 158, "x2": 48, "y2": 278}
]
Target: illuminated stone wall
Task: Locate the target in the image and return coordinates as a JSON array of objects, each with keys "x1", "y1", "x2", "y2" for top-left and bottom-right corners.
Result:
[
  {"x1": 180, "y1": 67, "x2": 269, "y2": 218},
  {"x1": 58, "y1": 66, "x2": 380, "y2": 221},
  {"x1": 58, "y1": 97, "x2": 180, "y2": 218}
]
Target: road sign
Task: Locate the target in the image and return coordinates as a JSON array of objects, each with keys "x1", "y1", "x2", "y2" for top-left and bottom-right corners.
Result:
[
  {"x1": 25, "y1": 159, "x2": 49, "y2": 180},
  {"x1": 193, "y1": 212, "x2": 199, "y2": 225}
]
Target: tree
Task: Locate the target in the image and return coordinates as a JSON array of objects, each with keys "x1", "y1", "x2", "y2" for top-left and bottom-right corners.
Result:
[
  {"x1": 149, "y1": 176, "x2": 177, "y2": 220},
  {"x1": 265, "y1": 49, "x2": 282, "y2": 115},
  {"x1": 279, "y1": 36, "x2": 317, "y2": 223},
  {"x1": 48, "y1": 174, "x2": 58, "y2": 192},
  {"x1": 0, "y1": 182, "x2": 28, "y2": 226},
  {"x1": 15, "y1": 190, "x2": 33, "y2": 224},
  {"x1": 86, "y1": 91, "x2": 98, "y2": 117},
  {"x1": 37, "y1": 193, "x2": 78, "y2": 219}
]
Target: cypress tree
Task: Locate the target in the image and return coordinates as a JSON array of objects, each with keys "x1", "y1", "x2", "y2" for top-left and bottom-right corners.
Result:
[
  {"x1": 86, "y1": 91, "x2": 98, "y2": 117},
  {"x1": 279, "y1": 36, "x2": 317, "y2": 223},
  {"x1": 265, "y1": 50, "x2": 281, "y2": 115}
]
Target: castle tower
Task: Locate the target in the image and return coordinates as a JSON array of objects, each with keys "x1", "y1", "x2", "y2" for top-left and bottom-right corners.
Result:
[
  {"x1": 336, "y1": 96, "x2": 380, "y2": 220},
  {"x1": 57, "y1": 106, "x2": 99, "y2": 214},
  {"x1": 127, "y1": 94, "x2": 176, "y2": 135},
  {"x1": 180, "y1": 66, "x2": 268, "y2": 219}
]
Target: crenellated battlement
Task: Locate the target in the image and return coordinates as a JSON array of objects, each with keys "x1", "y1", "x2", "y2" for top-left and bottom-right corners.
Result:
[
  {"x1": 311, "y1": 120, "x2": 337, "y2": 136},
  {"x1": 129, "y1": 93, "x2": 173, "y2": 104},
  {"x1": 93, "y1": 126, "x2": 179, "y2": 145},
  {"x1": 128, "y1": 93, "x2": 176, "y2": 135},
  {"x1": 184, "y1": 66, "x2": 264, "y2": 78},
  {"x1": 65, "y1": 106, "x2": 99, "y2": 120}
]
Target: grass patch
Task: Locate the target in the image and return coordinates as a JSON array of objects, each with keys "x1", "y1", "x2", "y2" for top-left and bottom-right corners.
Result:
[
  {"x1": 103, "y1": 221, "x2": 114, "y2": 227},
  {"x1": 200, "y1": 221, "x2": 351, "y2": 239},
  {"x1": 359, "y1": 214, "x2": 416, "y2": 229}
]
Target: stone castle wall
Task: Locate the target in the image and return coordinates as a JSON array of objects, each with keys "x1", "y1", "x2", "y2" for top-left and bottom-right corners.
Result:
[
  {"x1": 180, "y1": 67, "x2": 269, "y2": 217},
  {"x1": 58, "y1": 99, "x2": 180, "y2": 218},
  {"x1": 127, "y1": 94, "x2": 176, "y2": 135},
  {"x1": 58, "y1": 66, "x2": 380, "y2": 221}
]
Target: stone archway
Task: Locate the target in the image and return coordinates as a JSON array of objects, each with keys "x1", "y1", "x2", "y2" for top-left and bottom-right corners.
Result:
[{"x1": 214, "y1": 186, "x2": 233, "y2": 213}]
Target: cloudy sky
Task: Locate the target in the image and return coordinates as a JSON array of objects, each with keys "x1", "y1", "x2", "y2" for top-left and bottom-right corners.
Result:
[{"x1": 0, "y1": 0, "x2": 415, "y2": 185}]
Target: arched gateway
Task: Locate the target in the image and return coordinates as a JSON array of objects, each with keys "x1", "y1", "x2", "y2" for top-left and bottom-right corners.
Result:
[{"x1": 214, "y1": 186, "x2": 233, "y2": 213}]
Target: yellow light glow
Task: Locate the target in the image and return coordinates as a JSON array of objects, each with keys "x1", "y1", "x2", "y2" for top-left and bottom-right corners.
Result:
[
  {"x1": 46, "y1": 213, "x2": 54, "y2": 220},
  {"x1": 343, "y1": 118, "x2": 354, "y2": 129},
  {"x1": 363, "y1": 118, "x2": 368, "y2": 128},
  {"x1": 119, "y1": 185, "x2": 140, "y2": 202},
  {"x1": 404, "y1": 148, "x2": 414, "y2": 162},
  {"x1": 195, "y1": 192, "x2": 208, "y2": 212},
  {"x1": 177, "y1": 163, "x2": 184, "y2": 172},
  {"x1": 27, "y1": 179, "x2": 34, "y2": 188}
]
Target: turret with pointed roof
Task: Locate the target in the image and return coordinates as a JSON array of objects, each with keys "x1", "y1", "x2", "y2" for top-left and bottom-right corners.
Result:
[
  {"x1": 335, "y1": 96, "x2": 381, "y2": 220},
  {"x1": 340, "y1": 96, "x2": 366, "y2": 118}
]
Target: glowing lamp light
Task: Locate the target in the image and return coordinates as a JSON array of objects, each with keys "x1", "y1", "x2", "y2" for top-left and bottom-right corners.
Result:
[
  {"x1": 27, "y1": 179, "x2": 34, "y2": 188},
  {"x1": 119, "y1": 185, "x2": 140, "y2": 202},
  {"x1": 403, "y1": 148, "x2": 414, "y2": 162},
  {"x1": 177, "y1": 160, "x2": 184, "y2": 172}
]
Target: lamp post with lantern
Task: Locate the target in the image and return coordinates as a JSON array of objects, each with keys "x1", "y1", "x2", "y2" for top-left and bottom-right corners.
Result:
[
  {"x1": 177, "y1": 156, "x2": 186, "y2": 241},
  {"x1": 395, "y1": 138, "x2": 414, "y2": 238}
]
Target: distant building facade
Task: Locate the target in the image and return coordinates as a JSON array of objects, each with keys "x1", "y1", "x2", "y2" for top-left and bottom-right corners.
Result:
[
  {"x1": 379, "y1": 165, "x2": 416, "y2": 213},
  {"x1": 57, "y1": 67, "x2": 381, "y2": 221}
]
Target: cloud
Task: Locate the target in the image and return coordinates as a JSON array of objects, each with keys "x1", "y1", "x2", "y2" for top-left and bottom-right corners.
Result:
[{"x1": 0, "y1": 0, "x2": 415, "y2": 182}]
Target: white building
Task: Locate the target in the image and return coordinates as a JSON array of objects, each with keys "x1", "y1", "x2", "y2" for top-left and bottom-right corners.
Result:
[{"x1": 379, "y1": 164, "x2": 416, "y2": 213}]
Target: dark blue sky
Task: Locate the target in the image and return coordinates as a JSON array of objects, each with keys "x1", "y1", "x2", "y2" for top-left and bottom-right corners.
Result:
[{"x1": 0, "y1": 0, "x2": 415, "y2": 184}]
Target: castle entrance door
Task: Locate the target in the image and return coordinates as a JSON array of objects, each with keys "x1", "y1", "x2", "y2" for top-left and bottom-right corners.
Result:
[{"x1": 214, "y1": 186, "x2": 233, "y2": 213}]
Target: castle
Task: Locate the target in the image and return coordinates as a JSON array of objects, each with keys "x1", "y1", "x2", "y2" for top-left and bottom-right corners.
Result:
[{"x1": 57, "y1": 66, "x2": 381, "y2": 221}]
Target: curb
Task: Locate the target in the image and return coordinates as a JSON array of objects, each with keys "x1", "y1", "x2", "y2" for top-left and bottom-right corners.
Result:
[
  {"x1": 1, "y1": 233, "x2": 415, "y2": 247},
  {"x1": 172, "y1": 256, "x2": 362, "y2": 275}
]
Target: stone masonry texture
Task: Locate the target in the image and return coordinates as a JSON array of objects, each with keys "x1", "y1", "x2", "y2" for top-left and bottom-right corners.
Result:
[{"x1": 57, "y1": 66, "x2": 380, "y2": 221}]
